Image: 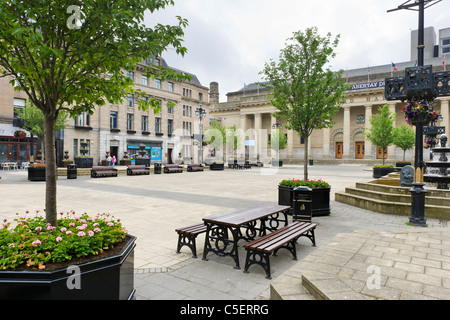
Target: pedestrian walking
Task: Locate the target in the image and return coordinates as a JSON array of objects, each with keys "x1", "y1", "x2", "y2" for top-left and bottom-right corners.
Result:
[
  {"x1": 107, "y1": 155, "x2": 112, "y2": 166},
  {"x1": 112, "y1": 155, "x2": 116, "y2": 167}
]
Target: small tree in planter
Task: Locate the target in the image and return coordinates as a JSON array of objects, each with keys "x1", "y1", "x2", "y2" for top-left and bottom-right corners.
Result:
[
  {"x1": 365, "y1": 105, "x2": 396, "y2": 177},
  {"x1": 269, "y1": 129, "x2": 288, "y2": 166},
  {"x1": 393, "y1": 124, "x2": 415, "y2": 166}
]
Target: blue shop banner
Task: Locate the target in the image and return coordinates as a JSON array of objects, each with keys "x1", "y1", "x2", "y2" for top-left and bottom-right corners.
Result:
[{"x1": 151, "y1": 147, "x2": 162, "y2": 162}]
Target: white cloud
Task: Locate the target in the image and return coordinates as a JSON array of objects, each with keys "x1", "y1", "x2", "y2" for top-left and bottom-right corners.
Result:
[{"x1": 146, "y1": 0, "x2": 450, "y2": 102}]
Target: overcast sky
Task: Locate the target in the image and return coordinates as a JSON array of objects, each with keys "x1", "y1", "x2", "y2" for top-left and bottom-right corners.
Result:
[{"x1": 146, "y1": 0, "x2": 450, "y2": 102}]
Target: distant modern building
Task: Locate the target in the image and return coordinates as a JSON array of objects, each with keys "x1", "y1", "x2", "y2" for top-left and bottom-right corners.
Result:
[
  {"x1": 209, "y1": 27, "x2": 450, "y2": 164},
  {"x1": 0, "y1": 56, "x2": 210, "y2": 166}
]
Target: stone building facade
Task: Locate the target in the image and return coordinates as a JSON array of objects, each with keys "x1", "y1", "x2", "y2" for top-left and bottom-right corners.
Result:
[
  {"x1": 0, "y1": 56, "x2": 210, "y2": 166},
  {"x1": 209, "y1": 57, "x2": 449, "y2": 165}
]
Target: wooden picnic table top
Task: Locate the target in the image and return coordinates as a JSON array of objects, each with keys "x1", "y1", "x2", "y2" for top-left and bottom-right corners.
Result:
[{"x1": 202, "y1": 204, "x2": 290, "y2": 227}]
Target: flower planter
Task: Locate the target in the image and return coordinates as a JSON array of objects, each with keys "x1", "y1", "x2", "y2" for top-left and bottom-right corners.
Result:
[
  {"x1": 27, "y1": 167, "x2": 46, "y2": 181},
  {"x1": 373, "y1": 167, "x2": 396, "y2": 178},
  {"x1": 120, "y1": 159, "x2": 132, "y2": 166},
  {"x1": 278, "y1": 185, "x2": 330, "y2": 217},
  {"x1": 0, "y1": 235, "x2": 136, "y2": 300}
]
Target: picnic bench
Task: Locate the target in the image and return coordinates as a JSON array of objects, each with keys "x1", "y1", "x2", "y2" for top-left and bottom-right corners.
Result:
[
  {"x1": 202, "y1": 204, "x2": 290, "y2": 269},
  {"x1": 187, "y1": 164, "x2": 204, "y2": 172},
  {"x1": 175, "y1": 223, "x2": 216, "y2": 258},
  {"x1": 127, "y1": 165, "x2": 149, "y2": 175},
  {"x1": 90, "y1": 166, "x2": 118, "y2": 178},
  {"x1": 164, "y1": 164, "x2": 183, "y2": 173},
  {"x1": 243, "y1": 221, "x2": 316, "y2": 279}
]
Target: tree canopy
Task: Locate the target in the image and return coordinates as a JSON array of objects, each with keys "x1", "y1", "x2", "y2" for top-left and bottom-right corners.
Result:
[
  {"x1": 365, "y1": 105, "x2": 396, "y2": 165},
  {"x1": 0, "y1": 0, "x2": 189, "y2": 226},
  {"x1": 260, "y1": 27, "x2": 348, "y2": 179}
]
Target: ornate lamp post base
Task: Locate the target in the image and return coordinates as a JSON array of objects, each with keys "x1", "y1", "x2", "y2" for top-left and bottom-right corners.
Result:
[{"x1": 409, "y1": 183, "x2": 428, "y2": 227}]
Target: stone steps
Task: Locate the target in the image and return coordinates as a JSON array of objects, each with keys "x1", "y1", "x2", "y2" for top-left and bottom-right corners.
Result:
[{"x1": 335, "y1": 180, "x2": 450, "y2": 220}]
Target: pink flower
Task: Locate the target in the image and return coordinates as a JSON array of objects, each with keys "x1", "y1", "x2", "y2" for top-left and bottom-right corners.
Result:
[
  {"x1": 93, "y1": 228, "x2": 101, "y2": 233},
  {"x1": 69, "y1": 222, "x2": 75, "y2": 227},
  {"x1": 93, "y1": 223, "x2": 99, "y2": 227},
  {"x1": 107, "y1": 222, "x2": 114, "y2": 227},
  {"x1": 88, "y1": 231, "x2": 94, "y2": 237},
  {"x1": 60, "y1": 227, "x2": 67, "y2": 232},
  {"x1": 77, "y1": 231, "x2": 85, "y2": 237},
  {"x1": 35, "y1": 226, "x2": 42, "y2": 231},
  {"x1": 66, "y1": 230, "x2": 72, "y2": 235},
  {"x1": 31, "y1": 239, "x2": 41, "y2": 246},
  {"x1": 56, "y1": 236, "x2": 62, "y2": 242}
]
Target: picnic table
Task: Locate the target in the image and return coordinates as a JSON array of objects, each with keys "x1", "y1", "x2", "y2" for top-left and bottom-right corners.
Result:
[{"x1": 202, "y1": 204, "x2": 290, "y2": 269}]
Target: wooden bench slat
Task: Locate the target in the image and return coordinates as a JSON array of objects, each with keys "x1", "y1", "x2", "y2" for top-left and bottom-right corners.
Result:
[
  {"x1": 176, "y1": 223, "x2": 216, "y2": 258},
  {"x1": 243, "y1": 221, "x2": 316, "y2": 279}
]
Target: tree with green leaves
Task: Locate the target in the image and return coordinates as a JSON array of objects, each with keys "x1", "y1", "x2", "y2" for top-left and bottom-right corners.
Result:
[
  {"x1": 0, "y1": 0, "x2": 189, "y2": 226},
  {"x1": 269, "y1": 129, "x2": 288, "y2": 160},
  {"x1": 15, "y1": 102, "x2": 68, "y2": 160},
  {"x1": 365, "y1": 105, "x2": 396, "y2": 165},
  {"x1": 260, "y1": 27, "x2": 348, "y2": 180},
  {"x1": 393, "y1": 124, "x2": 415, "y2": 161}
]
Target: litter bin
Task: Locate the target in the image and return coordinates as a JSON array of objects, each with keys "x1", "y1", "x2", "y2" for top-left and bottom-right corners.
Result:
[
  {"x1": 67, "y1": 164, "x2": 77, "y2": 179},
  {"x1": 154, "y1": 163, "x2": 161, "y2": 174},
  {"x1": 292, "y1": 186, "x2": 312, "y2": 222}
]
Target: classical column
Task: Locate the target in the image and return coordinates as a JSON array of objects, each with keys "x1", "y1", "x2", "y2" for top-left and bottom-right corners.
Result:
[
  {"x1": 254, "y1": 113, "x2": 262, "y2": 159},
  {"x1": 343, "y1": 106, "x2": 351, "y2": 159},
  {"x1": 364, "y1": 105, "x2": 373, "y2": 160},
  {"x1": 388, "y1": 103, "x2": 397, "y2": 160},
  {"x1": 441, "y1": 99, "x2": 450, "y2": 136},
  {"x1": 322, "y1": 127, "x2": 330, "y2": 159}
]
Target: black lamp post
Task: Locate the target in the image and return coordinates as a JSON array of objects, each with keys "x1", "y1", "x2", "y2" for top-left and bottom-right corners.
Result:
[
  {"x1": 385, "y1": 0, "x2": 450, "y2": 227},
  {"x1": 195, "y1": 105, "x2": 207, "y2": 164}
]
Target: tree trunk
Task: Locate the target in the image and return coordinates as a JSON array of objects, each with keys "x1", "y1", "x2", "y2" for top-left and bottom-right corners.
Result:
[
  {"x1": 44, "y1": 112, "x2": 58, "y2": 227},
  {"x1": 304, "y1": 135, "x2": 309, "y2": 180}
]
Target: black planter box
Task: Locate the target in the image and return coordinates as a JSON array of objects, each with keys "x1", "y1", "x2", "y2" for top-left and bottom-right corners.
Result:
[
  {"x1": 27, "y1": 167, "x2": 46, "y2": 181},
  {"x1": 395, "y1": 162, "x2": 411, "y2": 168},
  {"x1": 0, "y1": 235, "x2": 136, "y2": 300},
  {"x1": 373, "y1": 167, "x2": 396, "y2": 178},
  {"x1": 278, "y1": 185, "x2": 330, "y2": 217},
  {"x1": 272, "y1": 160, "x2": 283, "y2": 167},
  {"x1": 75, "y1": 157, "x2": 93, "y2": 168},
  {"x1": 209, "y1": 162, "x2": 224, "y2": 170},
  {"x1": 135, "y1": 158, "x2": 150, "y2": 167}
]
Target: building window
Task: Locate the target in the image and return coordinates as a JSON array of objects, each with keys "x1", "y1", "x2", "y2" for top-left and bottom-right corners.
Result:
[
  {"x1": 127, "y1": 71, "x2": 134, "y2": 81},
  {"x1": 142, "y1": 115, "x2": 148, "y2": 132},
  {"x1": 155, "y1": 58, "x2": 160, "y2": 66},
  {"x1": 73, "y1": 139, "x2": 78, "y2": 157},
  {"x1": 443, "y1": 47, "x2": 450, "y2": 54},
  {"x1": 199, "y1": 93, "x2": 203, "y2": 101},
  {"x1": 13, "y1": 98, "x2": 26, "y2": 118},
  {"x1": 127, "y1": 113, "x2": 134, "y2": 130},
  {"x1": 168, "y1": 119, "x2": 173, "y2": 135},
  {"x1": 168, "y1": 104, "x2": 174, "y2": 114},
  {"x1": 443, "y1": 39, "x2": 450, "y2": 46},
  {"x1": 127, "y1": 94, "x2": 134, "y2": 107},
  {"x1": 155, "y1": 117, "x2": 161, "y2": 133},
  {"x1": 168, "y1": 82, "x2": 173, "y2": 92},
  {"x1": 141, "y1": 75, "x2": 148, "y2": 86},
  {"x1": 110, "y1": 112, "x2": 118, "y2": 129},
  {"x1": 155, "y1": 79, "x2": 161, "y2": 89}
]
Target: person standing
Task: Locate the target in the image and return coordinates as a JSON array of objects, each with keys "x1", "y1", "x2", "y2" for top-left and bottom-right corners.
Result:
[
  {"x1": 112, "y1": 155, "x2": 116, "y2": 167},
  {"x1": 107, "y1": 155, "x2": 112, "y2": 166}
]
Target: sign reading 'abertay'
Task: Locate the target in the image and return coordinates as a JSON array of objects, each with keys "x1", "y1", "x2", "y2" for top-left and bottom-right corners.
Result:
[{"x1": 349, "y1": 81, "x2": 386, "y2": 91}]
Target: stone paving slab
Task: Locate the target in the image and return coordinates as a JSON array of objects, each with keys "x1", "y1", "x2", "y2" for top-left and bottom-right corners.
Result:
[{"x1": 0, "y1": 165, "x2": 448, "y2": 301}]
